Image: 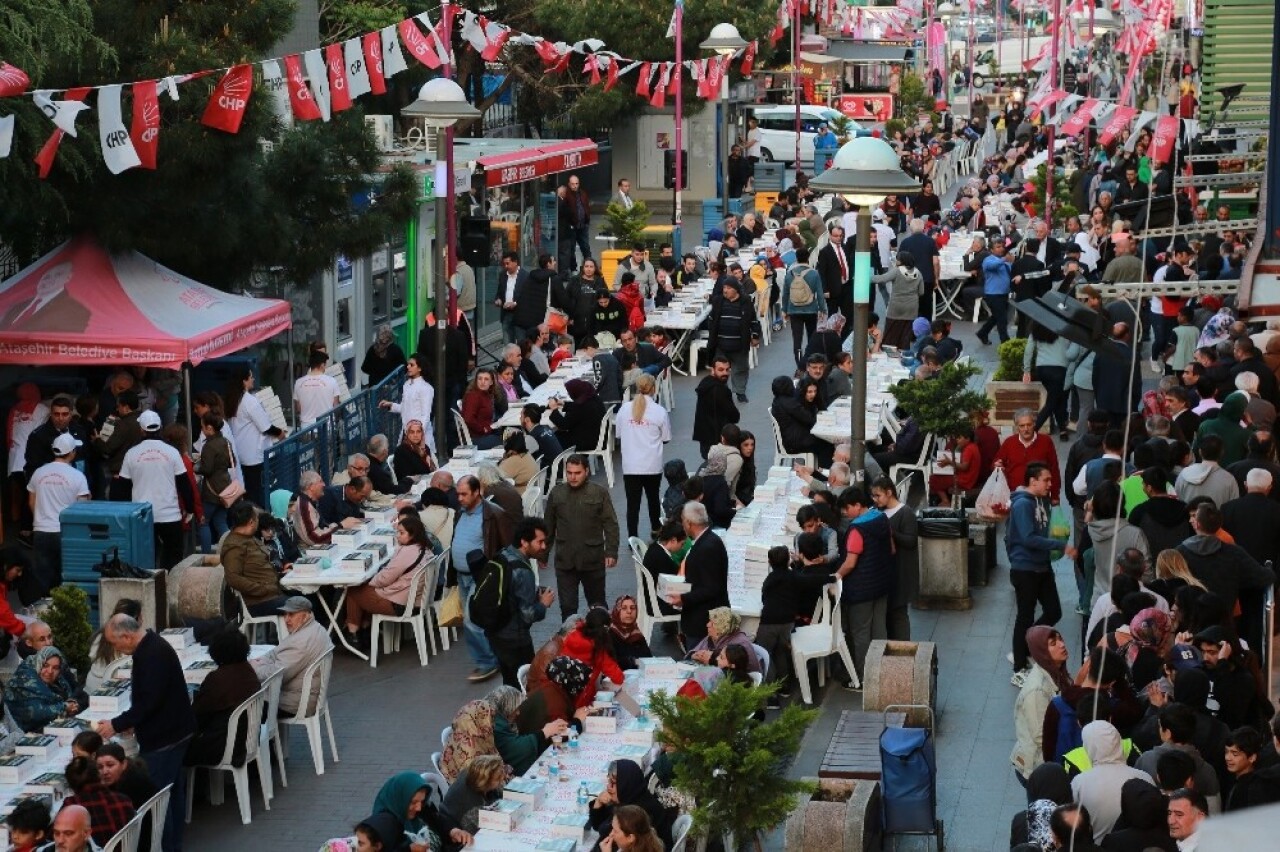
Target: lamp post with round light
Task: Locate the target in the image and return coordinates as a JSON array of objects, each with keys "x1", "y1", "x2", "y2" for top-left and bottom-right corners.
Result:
[
  {"x1": 809, "y1": 137, "x2": 920, "y2": 473},
  {"x1": 701, "y1": 23, "x2": 747, "y2": 216},
  {"x1": 402, "y1": 78, "x2": 480, "y2": 456}
]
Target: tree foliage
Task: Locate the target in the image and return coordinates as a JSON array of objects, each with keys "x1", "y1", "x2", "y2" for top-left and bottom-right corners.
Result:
[
  {"x1": 0, "y1": 0, "x2": 418, "y2": 288},
  {"x1": 889, "y1": 361, "x2": 994, "y2": 439},
  {"x1": 649, "y1": 680, "x2": 817, "y2": 847}
]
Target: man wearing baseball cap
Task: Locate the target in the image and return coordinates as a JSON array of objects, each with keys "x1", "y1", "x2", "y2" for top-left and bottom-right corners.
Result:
[
  {"x1": 119, "y1": 411, "x2": 193, "y2": 570},
  {"x1": 249, "y1": 596, "x2": 333, "y2": 716},
  {"x1": 26, "y1": 433, "x2": 89, "y2": 595}
]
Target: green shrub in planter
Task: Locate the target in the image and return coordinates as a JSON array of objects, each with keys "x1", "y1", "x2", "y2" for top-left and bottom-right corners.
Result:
[
  {"x1": 44, "y1": 586, "x2": 93, "y2": 685},
  {"x1": 995, "y1": 338, "x2": 1027, "y2": 381}
]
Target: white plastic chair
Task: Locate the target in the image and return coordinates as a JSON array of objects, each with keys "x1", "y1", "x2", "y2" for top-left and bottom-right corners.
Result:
[
  {"x1": 751, "y1": 643, "x2": 771, "y2": 679},
  {"x1": 101, "y1": 811, "x2": 143, "y2": 852},
  {"x1": 428, "y1": 551, "x2": 457, "y2": 653},
  {"x1": 628, "y1": 536, "x2": 647, "y2": 566},
  {"x1": 517, "y1": 664, "x2": 531, "y2": 695},
  {"x1": 420, "y1": 770, "x2": 449, "y2": 809},
  {"x1": 185, "y1": 684, "x2": 270, "y2": 824},
  {"x1": 671, "y1": 814, "x2": 694, "y2": 852},
  {"x1": 687, "y1": 331, "x2": 711, "y2": 375},
  {"x1": 521, "y1": 485, "x2": 542, "y2": 518},
  {"x1": 430, "y1": 751, "x2": 444, "y2": 776},
  {"x1": 634, "y1": 561, "x2": 680, "y2": 644},
  {"x1": 280, "y1": 648, "x2": 339, "y2": 775},
  {"x1": 579, "y1": 403, "x2": 619, "y2": 488},
  {"x1": 546, "y1": 448, "x2": 577, "y2": 490},
  {"x1": 441, "y1": 725, "x2": 452, "y2": 750},
  {"x1": 791, "y1": 580, "x2": 858, "y2": 703},
  {"x1": 452, "y1": 409, "x2": 473, "y2": 447},
  {"x1": 769, "y1": 411, "x2": 815, "y2": 469},
  {"x1": 748, "y1": 671, "x2": 764, "y2": 686},
  {"x1": 894, "y1": 473, "x2": 913, "y2": 506},
  {"x1": 138, "y1": 784, "x2": 172, "y2": 852},
  {"x1": 258, "y1": 668, "x2": 287, "y2": 797},
  {"x1": 236, "y1": 591, "x2": 285, "y2": 645},
  {"x1": 890, "y1": 433, "x2": 935, "y2": 487},
  {"x1": 370, "y1": 555, "x2": 436, "y2": 668}
]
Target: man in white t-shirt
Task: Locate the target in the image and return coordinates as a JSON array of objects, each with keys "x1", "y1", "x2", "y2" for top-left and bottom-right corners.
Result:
[
  {"x1": 293, "y1": 351, "x2": 341, "y2": 426},
  {"x1": 120, "y1": 411, "x2": 193, "y2": 570},
  {"x1": 27, "y1": 433, "x2": 90, "y2": 594},
  {"x1": 743, "y1": 118, "x2": 762, "y2": 162}
]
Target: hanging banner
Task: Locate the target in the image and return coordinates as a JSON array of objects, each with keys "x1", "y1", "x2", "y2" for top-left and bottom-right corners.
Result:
[
  {"x1": 260, "y1": 61, "x2": 293, "y2": 128},
  {"x1": 741, "y1": 41, "x2": 757, "y2": 75},
  {"x1": 0, "y1": 63, "x2": 30, "y2": 98},
  {"x1": 0, "y1": 115, "x2": 13, "y2": 158},
  {"x1": 1123, "y1": 110, "x2": 1158, "y2": 151},
  {"x1": 635, "y1": 62, "x2": 652, "y2": 98},
  {"x1": 302, "y1": 48, "x2": 332, "y2": 122},
  {"x1": 363, "y1": 32, "x2": 387, "y2": 95},
  {"x1": 98, "y1": 84, "x2": 142, "y2": 174},
  {"x1": 201, "y1": 64, "x2": 253, "y2": 133},
  {"x1": 34, "y1": 87, "x2": 89, "y2": 179},
  {"x1": 604, "y1": 56, "x2": 620, "y2": 92},
  {"x1": 381, "y1": 25, "x2": 409, "y2": 78},
  {"x1": 1059, "y1": 98, "x2": 1099, "y2": 137},
  {"x1": 1097, "y1": 105, "x2": 1137, "y2": 146},
  {"x1": 326, "y1": 44, "x2": 352, "y2": 113},
  {"x1": 283, "y1": 54, "x2": 323, "y2": 121},
  {"x1": 650, "y1": 64, "x2": 670, "y2": 108},
  {"x1": 33, "y1": 90, "x2": 89, "y2": 136},
  {"x1": 1150, "y1": 114, "x2": 1179, "y2": 163},
  {"x1": 344, "y1": 38, "x2": 371, "y2": 99},
  {"x1": 130, "y1": 80, "x2": 160, "y2": 168},
  {"x1": 400, "y1": 17, "x2": 442, "y2": 69}
]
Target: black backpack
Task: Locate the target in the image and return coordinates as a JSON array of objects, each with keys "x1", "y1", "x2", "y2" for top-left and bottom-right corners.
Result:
[{"x1": 467, "y1": 556, "x2": 513, "y2": 632}]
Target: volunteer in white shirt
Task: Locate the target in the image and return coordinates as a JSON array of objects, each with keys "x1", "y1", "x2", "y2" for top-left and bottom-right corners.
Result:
[
  {"x1": 743, "y1": 118, "x2": 762, "y2": 162},
  {"x1": 226, "y1": 366, "x2": 284, "y2": 505},
  {"x1": 614, "y1": 374, "x2": 671, "y2": 540},
  {"x1": 120, "y1": 411, "x2": 194, "y2": 570},
  {"x1": 378, "y1": 353, "x2": 437, "y2": 456},
  {"x1": 27, "y1": 433, "x2": 90, "y2": 594},
  {"x1": 293, "y1": 351, "x2": 341, "y2": 426}
]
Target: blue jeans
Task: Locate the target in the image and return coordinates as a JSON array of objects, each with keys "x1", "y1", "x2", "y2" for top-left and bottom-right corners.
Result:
[
  {"x1": 457, "y1": 571, "x2": 498, "y2": 670},
  {"x1": 198, "y1": 499, "x2": 229, "y2": 553},
  {"x1": 144, "y1": 737, "x2": 190, "y2": 852}
]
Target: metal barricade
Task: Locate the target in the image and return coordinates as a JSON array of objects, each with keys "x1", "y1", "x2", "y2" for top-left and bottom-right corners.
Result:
[{"x1": 262, "y1": 367, "x2": 405, "y2": 503}]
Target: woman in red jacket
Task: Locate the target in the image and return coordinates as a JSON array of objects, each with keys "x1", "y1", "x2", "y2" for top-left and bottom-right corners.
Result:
[
  {"x1": 560, "y1": 608, "x2": 625, "y2": 707},
  {"x1": 460, "y1": 369, "x2": 505, "y2": 449}
]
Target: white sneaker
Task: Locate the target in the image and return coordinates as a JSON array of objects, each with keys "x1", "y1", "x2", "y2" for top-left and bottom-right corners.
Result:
[{"x1": 1150, "y1": 359, "x2": 1161, "y2": 373}]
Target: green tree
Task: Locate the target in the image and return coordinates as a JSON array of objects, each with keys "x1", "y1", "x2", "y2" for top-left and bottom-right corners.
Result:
[
  {"x1": 0, "y1": 0, "x2": 417, "y2": 287},
  {"x1": 889, "y1": 360, "x2": 993, "y2": 439},
  {"x1": 1027, "y1": 162, "x2": 1079, "y2": 228}
]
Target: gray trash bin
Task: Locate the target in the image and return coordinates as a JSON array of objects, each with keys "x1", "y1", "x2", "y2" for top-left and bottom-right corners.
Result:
[
  {"x1": 916, "y1": 509, "x2": 971, "y2": 609},
  {"x1": 753, "y1": 161, "x2": 785, "y2": 191}
]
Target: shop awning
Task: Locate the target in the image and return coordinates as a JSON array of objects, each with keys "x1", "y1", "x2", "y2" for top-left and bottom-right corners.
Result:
[
  {"x1": 458, "y1": 138, "x2": 599, "y2": 189},
  {"x1": 824, "y1": 41, "x2": 912, "y2": 63}
]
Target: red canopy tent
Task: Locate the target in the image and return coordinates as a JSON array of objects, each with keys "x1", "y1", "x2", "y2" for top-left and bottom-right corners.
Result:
[{"x1": 0, "y1": 235, "x2": 292, "y2": 368}]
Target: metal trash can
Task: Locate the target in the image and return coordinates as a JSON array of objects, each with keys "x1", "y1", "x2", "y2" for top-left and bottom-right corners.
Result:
[
  {"x1": 752, "y1": 161, "x2": 785, "y2": 190},
  {"x1": 916, "y1": 509, "x2": 972, "y2": 610},
  {"x1": 967, "y1": 519, "x2": 996, "y2": 587}
]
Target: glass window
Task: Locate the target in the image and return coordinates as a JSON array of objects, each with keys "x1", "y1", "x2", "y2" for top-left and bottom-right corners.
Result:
[
  {"x1": 371, "y1": 271, "x2": 389, "y2": 322},
  {"x1": 337, "y1": 298, "x2": 352, "y2": 339}
]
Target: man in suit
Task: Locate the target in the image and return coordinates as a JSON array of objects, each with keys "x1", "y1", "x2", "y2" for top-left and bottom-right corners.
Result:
[
  {"x1": 816, "y1": 225, "x2": 851, "y2": 318},
  {"x1": 668, "y1": 501, "x2": 728, "y2": 647},
  {"x1": 1165, "y1": 386, "x2": 1200, "y2": 443},
  {"x1": 610, "y1": 178, "x2": 636, "y2": 211},
  {"x1": 0, "y1": 262, "x2": 90, "y2": 333},
  {"x1": 495, "y1": 251, "x2": 530, "y2": 344}
]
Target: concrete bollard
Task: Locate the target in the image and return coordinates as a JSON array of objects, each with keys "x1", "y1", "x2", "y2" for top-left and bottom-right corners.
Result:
[{"x1": 861, "y1": 640, "x2": 938, "y2": 729}]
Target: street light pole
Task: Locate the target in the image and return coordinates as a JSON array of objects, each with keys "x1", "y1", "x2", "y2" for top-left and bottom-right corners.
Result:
[
  {"x1": 1045, "y1": 0, "x2": 1063, "y2": 223},
  {"x1": 701, "y1": 24, "x2": 748, "y2": 221},
  {"x1": 851, "y1": 205, "x2": 872, "y2": 472},
  {"x1": 674, "y1": 0, "x2": 683, "y2": 253},
  {"x1": 793, "y1": 0, "x2": 801, "y2": 168}
]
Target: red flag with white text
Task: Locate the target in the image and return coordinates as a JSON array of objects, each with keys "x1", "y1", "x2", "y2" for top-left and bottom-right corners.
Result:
[
  {"x1": 201, "y1": 64, "x2": 253, "y2": 133},
  {"x1": 326, "y1": 44, "x2": 352, "y2": 112},
  {"x1": 283, "y1": 55, "x2": 322, "y2": 121},
  {"x1": 130, "y1": 80, "x2": 160, "y2": 168}
]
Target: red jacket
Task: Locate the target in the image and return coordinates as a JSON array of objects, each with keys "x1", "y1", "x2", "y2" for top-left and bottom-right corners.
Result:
[
  {"x1": 0, "y1": 581, "x2": 23, "y2": 638},
  {"x1": 993, "y1": 433, "x2": 1061, "y2": 499},
  {"x1": 616, "y1": 282, "x2": 646, "y2": 332},
  {"x1": 561, "y1": 628, "x2": 624, "y2": 708},
  {"x1": 461, "y1": 389, "x2": 495, "y2": 437}
]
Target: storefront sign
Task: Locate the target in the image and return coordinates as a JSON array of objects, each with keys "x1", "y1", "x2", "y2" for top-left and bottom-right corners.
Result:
[
  {"x1": 838, "y1": 93, "x2": 894, "y2": 122},
  {"x1": 478, "y1": 140, "x2": 599, "y2": 188}
]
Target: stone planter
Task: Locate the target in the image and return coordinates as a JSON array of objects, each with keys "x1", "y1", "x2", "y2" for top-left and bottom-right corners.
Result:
[
  {"x1": 984, "y1": 380, "x2": 1046, "y2": 428},
  {"x1": 783, "y1": 778, "x2": 880, "y2": 852},
  {"x1": 862, "y1": 640, "x2": 939, "y2": 729}
]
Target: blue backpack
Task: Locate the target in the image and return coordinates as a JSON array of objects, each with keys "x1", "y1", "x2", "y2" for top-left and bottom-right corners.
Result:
[{"x1": 1049, "y1": 696, "x2": 1082, "y2": 764}]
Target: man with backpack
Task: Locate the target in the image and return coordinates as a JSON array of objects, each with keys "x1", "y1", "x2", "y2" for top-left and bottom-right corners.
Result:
[
  {"x1": 469, "y1": 518, "x2": 554, "y2": 688},
  {"x1": 781, "y1": 246, "x2": 828, "y2": 371},
  {"x1": 452, "y1": 475, "x2": 515, "y2": 683}
]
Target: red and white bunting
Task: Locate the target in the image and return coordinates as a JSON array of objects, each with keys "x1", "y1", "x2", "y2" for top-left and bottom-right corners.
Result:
[
  {"x1": 741, "y1": 41, "x2": 757, "y2": 75},
  {"x1": 381, "y1": 25, "x2": 409, "y2": 78},
  {"x1": 0, "y1": 62, "x2": 30, "y2": 97},
  {"x1": 302, "y1": 49, "x2": 332, "y2": 121},
  {"x1": 283, "y1": 55, "x2": 322, "y2": 121},
  {"x1": 1059, "y1": 98, "x2": 1099, "y2": 137},
  {"x1": 0, "y1": 115, "x2": 13, "y2": 158},
  {"x1": 635, "y1": 62, "x2": 652, "y2": 98},
  {"x1": 1150, "y1": 114, "x2": 1179, "y2": 163},
  {"x1": 326, "y1": 44, "x2": 352, "y2": 113},
  {"x1": 200, "y1": 64, "x2": 253, "y2": 133},
  {"x1": 344, "y1": 38, "x2": 371, "y2": 99},
  {"x1": 604, "y1": 56, "x2": 620, "y2": 92},
  {"x1": 400, "y1": 17, "x2": 442, "y2": 69},
  {"x1": 363, "y1": 32, "x2": 387, "y2": 95},
  {"x1": 98, "y1": 84, "x2": 141, "y2": 173},
  {"x1": 34, "y1": 87, "x2": 89, "y2": 179}
]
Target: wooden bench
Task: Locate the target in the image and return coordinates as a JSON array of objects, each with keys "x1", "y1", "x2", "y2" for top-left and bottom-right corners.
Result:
[{"x1": 818, "y1": 710, "x2": 906, "y2": 781}]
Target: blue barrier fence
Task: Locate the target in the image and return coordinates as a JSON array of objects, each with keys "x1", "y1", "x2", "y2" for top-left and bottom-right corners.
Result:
[{"x1": 261, "y1": 367, "x2": 406, "y2": 504}]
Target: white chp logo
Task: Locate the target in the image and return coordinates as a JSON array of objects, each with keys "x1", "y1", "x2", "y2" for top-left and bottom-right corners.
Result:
[{"x1": 219, "y1": 71, "x2": 249, "y2": 111}]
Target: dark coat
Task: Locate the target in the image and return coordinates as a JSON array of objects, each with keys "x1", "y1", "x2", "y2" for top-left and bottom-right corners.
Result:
[
  {"x1": 514, "y1": 269, "x2": 554, "y2": 330},
  {"x1": 691, "y1": 376, "x2": 739, "y2": 445},
  {"x1": 111, "y1": 631, "x2": 197, "y2": 752},
  {"x1": 1221, "y1": 491, "x2": 1280, "y2": 567},
  {"x1": 360, "y1": 343, "x2": 408, "y2": 387},
  {"x1": 550, "y1": 397, "x2": 607, "y2": 451},
  {"x1": 186, "y1": 661, "x2": 261, "y2": 766},
  {"x1": 680, "y1": 530, "x2": 729, "y2": 640},
  {"x1": 23, "y1": 420, "x2": 91, "y2": 477},
  {"x1": 816, "y1": 243, "x2": 851, "y2": 304},
  {"x1": 772, "y1": 394, "x2": 821, "y2": 454}
]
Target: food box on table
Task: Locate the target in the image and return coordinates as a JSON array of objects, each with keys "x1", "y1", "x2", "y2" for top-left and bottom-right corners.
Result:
[
  {"x1": 548, "y1": 813, "x2": 589, "y2": 842},
  {"x1": 583, "y1": 705, "x2": 619, "y2": 735},
  {"x1": 535, "y1": 840, "x2": 577, "y2": 852},
  {"x1": 43, "y1": 718, "x2": 89, "y2": 746},
  {"x1": 502, "y1": 778, "x2": 547, "y2": 809},
  {"x1": 89, "y1": 683, "x2": 130, "y2": 713},
  {"x1": 13, "y1": 735, "x2": 57, "y2": 759},
  {"x1": 0, "y1": 756, "x2": 37, "y2": 785},
  {"x1": 613, "y1": 744, "x2": 652, "y2": 769},
  {"x1": 304, "y1": 543, "x2": 339, "y2": 561},
  {"x1": 622, "y1": 718, "x2": 657, "y2": 746},
  {"x1": 637, "y1": 658, "x2": 680, "y2": 679},
  {"x1": 23, "y1": 772, "x2": 68, "y2": 798},
  {"x1": 365, "y1": 527, "x2": 397, "y2": 549},
  {"x1": 330, "y1": 527, "x2": 367, "y2": 549},
  {"x1": 290, "y1": 556, "x2": 325, "y2": 576},
  {"x1": 160, "y1": 627, "x2": 195, "y2": 649},
  {"x1": 656, "y1": 574, "x2": 691, "y2": 596},
  {"x1": 476, "y1": 799, "x2": 527, "y2": 832},
  {"x1": 0, "y1": 792, "x2": 51, "y2": 818},
  {"x1": 339, "y1": 551, "x2": 375, "y2": 573},
  {"x1": 183, "y1": 659, "x2": 218, "y2": 684}
]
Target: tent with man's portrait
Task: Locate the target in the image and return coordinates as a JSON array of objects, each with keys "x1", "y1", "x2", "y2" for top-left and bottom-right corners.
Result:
[{"x1": 0, "y1": 235, "x2": 291, "y2": 368}]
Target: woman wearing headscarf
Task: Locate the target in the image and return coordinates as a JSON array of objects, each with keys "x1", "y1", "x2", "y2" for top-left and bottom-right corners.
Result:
[
  {"x1": 1123, "y1": 607, "x2": 1172, "y2": 691},
  {"x1": 1011, "y1": 626, "x2": 1072, "y2": 782},
  {"x1": 609, "y1": 595, "x2": 652, "y2": 669},
  {"x1": 548, "y1": 378, "x2": 606, "y2": 451},
  {"x1": 1197, "y1": 305, "x2": 1235, "y2": 348},
  {"x1": 522, "y1": 655, "x2": 595, "y2": 730},
  {"x1": 1009, "y1": 762, "x2": 1073, "y2": 848},
  {"x1": 698, "y1": 451, "x2": 737, "y2": 529},
  {"x1": 684, "y1": 607, "x2": 761, "y2": 673},
  {"x1": 804, "y1": 313, "x2": 846, "y2": 364},
  {"x1": 874, "y1": 250, "x2": 924, "y2": 350},
  {"x1": 361, "y1": 324, "x2": 408, "y2": 388},
  {"x1": 588, "y1": 759, "x2": 679, "y2": 850},
  {"x1": 4, "y1": 645, "x2": 79, "y2": 732},
  {"x1": 371, "y1": 771, "x2": 469, "y2": 852},
  {"x1": 486, "y1": 685, "x2": 569, "y2": 776},
  {"x1": 439, "y1": 700, "x2": 501, "y2": 784}
]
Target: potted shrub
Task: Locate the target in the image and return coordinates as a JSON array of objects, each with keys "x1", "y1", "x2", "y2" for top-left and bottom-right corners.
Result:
[
  {"x1": 649, "y1": 679, "x2": 817, "y2": 852},
  {"x1": 44, "y1": 586, "x2": 93, "y2": 684},
  {"x1": 888, "y1": 360, "x2": 993, "y2": 442},
  {"x1": 986, "y1": 338, "x2": 1046, "y2": 427},
  {"x1": 602, "y1": 199, "x2": 650, "y2": 287}
]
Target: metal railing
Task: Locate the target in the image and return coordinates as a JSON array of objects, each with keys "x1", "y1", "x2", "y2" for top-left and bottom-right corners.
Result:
[{"x1": 260, "y1": 367, "x2": 405, "y2": 504}]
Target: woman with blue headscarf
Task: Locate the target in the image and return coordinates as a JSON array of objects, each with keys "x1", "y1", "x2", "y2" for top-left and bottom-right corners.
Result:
[
  {"x1": 5, "y1": 645, "x2": 79, "y2": 732},
  {"x1": 371, "y1": 771, "x2": 470, "y2": 852}
]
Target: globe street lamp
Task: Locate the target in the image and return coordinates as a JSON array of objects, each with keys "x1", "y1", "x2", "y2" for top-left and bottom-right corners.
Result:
[
  {"x1": 701, "y1": 23, "x2": 747, "y2": 217},
  {"x1": 402, "y1": 78, "x2": 480, "y2": 457},
  {"x1": 809, "y1": 137, "x2": 920, "y2": 473}
]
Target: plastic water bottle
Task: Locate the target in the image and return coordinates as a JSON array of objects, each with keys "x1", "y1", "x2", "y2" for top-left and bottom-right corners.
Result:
[
  {"x1": 568, "y1": 730, "x2": 579, "y2": 751},
  {"x1": 577, "y1": 781, "x2": 590, "y2": 813},
  {"x1": 548, "y1": 761, "x2": 560, "y2": 782},
  {"x1": 638, "y1": 701, "x2": 649, "y2": 723}
]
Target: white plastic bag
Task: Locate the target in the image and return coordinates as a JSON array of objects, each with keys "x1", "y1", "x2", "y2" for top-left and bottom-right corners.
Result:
[{"x1": 975, "y1": 467, "x2": 1011, "y2": 519}]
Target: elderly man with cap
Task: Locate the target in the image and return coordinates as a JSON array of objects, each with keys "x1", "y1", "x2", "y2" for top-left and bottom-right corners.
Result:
[
  {"x1": 119, "y1": 411, "x2": 193, "y2": 571},
  {"x1": 96, "y1": 614, "x2": 195, "y2": 852},
  {"x1": 27, "y1": 433, "x2": 89, "y2": 594},
  {"x1": 251, "y1": 596, "x2": 333, "y2": 715}
]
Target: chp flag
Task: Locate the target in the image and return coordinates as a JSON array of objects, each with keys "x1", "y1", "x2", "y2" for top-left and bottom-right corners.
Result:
[
  {"x1": 98, "y1": 85, "x2": 141, "y2": 173},
  {"x1": 200, "y1": 64, "x2": 253, "y2": 133}
]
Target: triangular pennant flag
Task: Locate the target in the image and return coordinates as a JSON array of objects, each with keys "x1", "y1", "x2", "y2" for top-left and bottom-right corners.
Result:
[
  {"x1": 283, "y1": 54, "x2": 322, "y2": 121},
  {"x1": 668, "y1": 61, "x2": 680, "y2": 95},
  {"x1": 1097, "y1": 105, "x2": 1136, "y2": 146},
  {"x1": 344, "y1": 38, "x2": 371, "y2": 98},
  {"x1": 326, "y1": 44, "x2": 352, "y2": 112},
  {"x1": 666, "y1": 8, "x2": 678, "y2": 38},
  {"x1": 534, "y1": 40, "x2": 562, "y2": 66},
  {"x1": 585, "y1": 55, "x2": 601, "y2": 85},
  {"x1": 34, "y1": 87, "x2": 89, "y2": 179},
  {"x1": 302, "y1": 48, "x2": 332, "y2": 121},
  {"x1": 130, "y1": 80, "x2": 160, "y2": 168},
  {"x1": 635, "y1": 62, "x2": 652, "y2": 98},
  {"x1": 381, "y1": 25, "x2": 409, "y2": 78},
  {"x1": 651, "y1": 64, "x2": 669, "y2": 108},
  {"x1": 363, "y1": 32, "x2": 387, "y2": 95},
  {"x1": 98, "y1": 84, "x2": 141, "y2": 174},
  {"x1": 33, "y1": 90, "x2": 90, "y2": 137},
  {"x1": 604, "y1": 56, "x2": 620, "y2": 92},
  {"x1": 0, "y1": 63, "x2": 30, "y2": 98},
  {"x1": 697, "y1": 59, "x2": 713, "y2": 98},
  {"x1": 201, "y1": 64, "x2": 253, "y2": 133},
  {"x1": 1059, "y1": 97, "x2": 1098, "y2": 137},
  {"x1": 422, "y1": 10, "x2": 452, "y2": 67},
  {"x1": 400, "y1": 17, "x2": 442, "y2": 69},
  {"x1": 462, "y1": 10, "x2": 486, "y2": 52},
  {"x1": 741, "y1": 41, "x2": 757, "y2": 75},
  {"x1": 0, "y1": 115, "x2": 14, "y2": 159},
  {"x1": 478, "y1": 17, "x2": 509, "y2": 61}
]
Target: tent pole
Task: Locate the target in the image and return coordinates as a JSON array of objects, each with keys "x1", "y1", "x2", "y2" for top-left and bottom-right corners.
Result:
[
  {"x1": 287, "y1": 323, "x2": 298, "y2": 430},
  {"x1": 183, "y1": 364, "x2": 193, "y2": 441}
]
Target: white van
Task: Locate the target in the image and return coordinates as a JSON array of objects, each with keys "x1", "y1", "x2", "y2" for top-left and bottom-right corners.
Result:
[{"x1": 747, "y1": 106, "x2": 867, "y2": 165}]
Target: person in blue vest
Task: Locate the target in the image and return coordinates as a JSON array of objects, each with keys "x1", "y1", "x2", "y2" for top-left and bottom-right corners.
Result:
[{"x1": 833, "y1": 487, "x2": 895, "y2": 690}]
